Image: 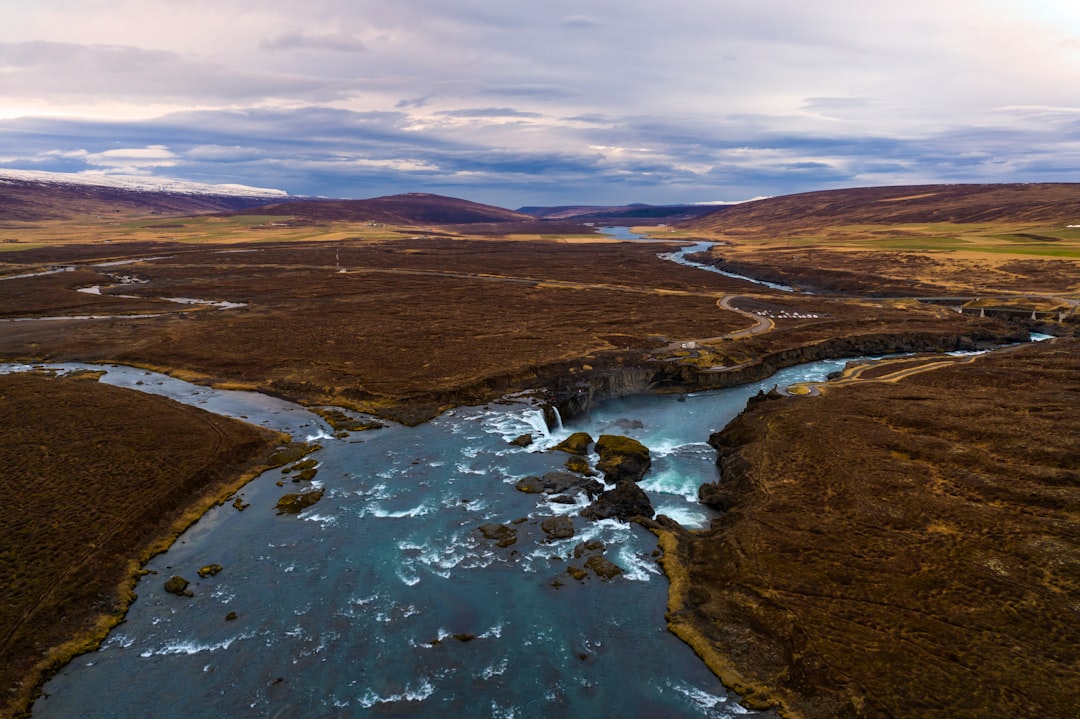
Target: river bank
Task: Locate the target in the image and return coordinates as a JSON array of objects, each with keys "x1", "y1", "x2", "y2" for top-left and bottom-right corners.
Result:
[
  {"x1": 656, "y1": 338, "x2": 1080, "y2": 718},
  {"x1": 0, "y1": 371, "x2": 288, "y2": 719}
]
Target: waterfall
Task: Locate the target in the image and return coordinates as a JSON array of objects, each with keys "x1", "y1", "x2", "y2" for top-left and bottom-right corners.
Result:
[{"x1": 522, "y1": 409, "x2": 552, "y2": 439}]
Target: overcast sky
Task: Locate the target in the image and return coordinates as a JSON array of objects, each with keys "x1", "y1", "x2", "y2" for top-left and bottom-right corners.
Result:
[{"x1": 3, "y1": 0, "x2": 1080, "y2": 207}]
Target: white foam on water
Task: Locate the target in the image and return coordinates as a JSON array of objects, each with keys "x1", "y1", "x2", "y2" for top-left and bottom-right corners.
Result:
[
  {"x1": 312, "y1": 631, "x2": 339, "y2": 654},
  {"x1": 427, "y1": 541, "x2": 467, "y2": 569},
  {"x1": 484, "y1": 405, "x2": 573, "y2": 451},
  {"x1": 646, "y1": 439, "x2": 696, "y2": 458},
  {"x1": 369, "y1": 501, "x2": 434, "y2": 518},
  {"x1": 613, "y1": 545, "x2": 662, "y2": 582},
  {"x1": 594, "y1": 517, "x2": 636, "y2": 540},
  {"x1": 490, "y1": 701, "x2": 519, "y2": 718},
  {"x1": 351, "y1": 593, "x2": 378, "y2": 606},
  {"x1": 374, "y1": 604, "x2": 419, "y2": 623},
  {"x1": 104, "y1": 633, "x2": 136, "y2": 649},
  {"x1": 654, "y1": 502, "x2": 710, "y2": 529},
  {"x1": 453, "y1": 497, "x2": 489, "y2": 513},
  {"x1": 641, "y1": 469, "x2": 701, "y2": 503},
  {"x1": 411, "y1": 628, "x2": 454, "y2": 649},
  {"x1": 361, "y1": 482, "x2": 393, "y2": 500},
  {"x1": 479, "y1": 622, "x2": 504, "y2": 639},
  {"x1": 337, "y1": 593, "x2": 380, "y2": 619},
  {"x1": 669, "y1": 680, "x2": 750, "y2": 715},
  {"x1": 396, "y1": 568, "x2": 420, "y2": 586},
  {"x1": 457, "y1": 547, "x2": 498, "y2": 571},
  {"x1": 478, "y1": 658, "x2": 509, "y2": 680},
  {"x1": 407, "y1": 532, "x2": 500, "y2": 576},
  {"x1": 455, "y1": 461, "x2": 486, "y2": 476},
  {"x1": 300, "y1": 512, "x2": 338, "y2": 527},
  {"x1": 540, "y1": 493, "x2": 593, "y2": 516},
  {"x1": 357, "y1": 678, "x2": 435, "y2": 709},
  {"x1": 139, "y1": 632, "x2": 252, "y2": 658}
]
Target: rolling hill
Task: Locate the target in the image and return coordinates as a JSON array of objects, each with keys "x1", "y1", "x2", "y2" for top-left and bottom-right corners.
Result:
[
  {"x1": 682, "y1": 183, "x2": 1080, "y2": 235},
  {"x1": 520, "y1": 202, "x2": 718, "y2": 223},
  {"x1": 0, "y1": 170, "x2": 291, "y2": 223},
  {"x1": 236, "y1": 193, "x2": 537, "y2": 225}
]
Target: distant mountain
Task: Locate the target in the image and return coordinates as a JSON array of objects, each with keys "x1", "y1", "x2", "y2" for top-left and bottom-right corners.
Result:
[
  {"x1": 681, "y1": 183, "x2": 1080, "y2": 235},
  {"x1": 519, "y1": 203, "x2": 718, "y2": 223},
  {"x1": 241, "y1": 193, "x2": 536, "y2": 225},
  {"x1": 0, "y1": 169, "x2": 291, "y2": 222}
]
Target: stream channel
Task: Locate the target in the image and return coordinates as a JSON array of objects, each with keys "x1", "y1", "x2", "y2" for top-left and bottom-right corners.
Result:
[
  {"x1": 4, "y1": 356, "x2": 886, "y2": 719},
  {"x1": 597, "y1": 227, "x2": 795, "y2": 292}
]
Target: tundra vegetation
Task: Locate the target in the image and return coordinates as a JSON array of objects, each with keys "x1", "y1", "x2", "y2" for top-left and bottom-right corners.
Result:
[{"x1": 1, "y1": 182, "x2": 1078, "y2": 718}]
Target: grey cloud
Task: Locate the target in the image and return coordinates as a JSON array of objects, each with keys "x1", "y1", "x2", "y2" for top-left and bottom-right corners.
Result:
[{"x1": 6, "y1": 95, "x2": 1080, "y2": 208}]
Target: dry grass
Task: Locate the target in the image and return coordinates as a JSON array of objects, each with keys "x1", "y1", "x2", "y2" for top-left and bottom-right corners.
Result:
[
  {"x1": 0, "y1": 372, "x2": 284, "y2": 719},
  {"x1": 678, "y1": 339, "x2": 1080, "y2": 718}
]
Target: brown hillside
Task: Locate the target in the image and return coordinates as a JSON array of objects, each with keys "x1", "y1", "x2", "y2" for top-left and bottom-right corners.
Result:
[
  {"x1": 684, "y1": 183, "x2": 1080, "y2": 235},
  {"x1": 239, "y1": 193, "x2": 536, "y2": 225},
  {"x1": 0, "y1": 178, "x2": 287, "y2": 223}
]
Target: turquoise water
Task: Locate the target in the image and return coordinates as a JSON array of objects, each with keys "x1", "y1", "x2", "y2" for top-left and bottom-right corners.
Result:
[{"x1": 11, "y1": 359, "x2": 862, "y2": 718}]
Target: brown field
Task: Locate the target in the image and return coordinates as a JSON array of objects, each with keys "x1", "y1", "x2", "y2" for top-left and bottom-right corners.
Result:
[
  {"x1": 657, "y1": 338, "x2": 1080, "y2": 719},
  {"x1": 0, "y1": 372, "x2": 284, "y2": 718},
  {"x1": 0, "y1": 231, "x2": 1028, "y2": 423}
]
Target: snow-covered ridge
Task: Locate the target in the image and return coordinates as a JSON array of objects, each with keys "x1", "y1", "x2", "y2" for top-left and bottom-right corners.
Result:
[{"x1": 0, "y1": 168, "x2": 289, "y2": 199}]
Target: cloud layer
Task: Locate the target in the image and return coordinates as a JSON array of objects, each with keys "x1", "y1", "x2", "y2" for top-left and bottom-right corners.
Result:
[{"x1": 2, "y1": 0, "x2": 1080, "y2": 206}]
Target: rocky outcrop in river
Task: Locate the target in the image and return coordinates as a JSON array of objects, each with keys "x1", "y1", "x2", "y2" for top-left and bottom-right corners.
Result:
[{"x1": 579, "y1": 435, "x2": 655, "y2": 521}]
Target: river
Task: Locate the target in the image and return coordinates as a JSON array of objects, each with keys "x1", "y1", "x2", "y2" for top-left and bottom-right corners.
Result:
[
  {"x1": 595, "y1": 228, "x2": 795, "y2": 292},
  {"x1": 2, "y1": 358, "x2": 881, "y2": 719}
]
